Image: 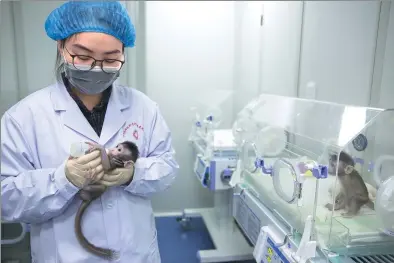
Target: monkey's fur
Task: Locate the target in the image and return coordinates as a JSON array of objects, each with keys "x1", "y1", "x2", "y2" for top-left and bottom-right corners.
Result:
[
  {"x1": 324, "y1": 151, "x2": 374, "y2": 218},
  {"x1": 75, "y1": 141, "x2": 139, "y2": 260}
]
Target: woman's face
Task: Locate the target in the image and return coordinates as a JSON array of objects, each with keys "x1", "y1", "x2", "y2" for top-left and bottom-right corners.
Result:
[{"x1": 60, "y1": 32, "x2": 124, "y2": 68}]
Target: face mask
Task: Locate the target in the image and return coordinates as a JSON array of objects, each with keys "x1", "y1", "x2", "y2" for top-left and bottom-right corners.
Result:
[{"x1": 63, "y1": 63, "x2": 120, "y2": 95}]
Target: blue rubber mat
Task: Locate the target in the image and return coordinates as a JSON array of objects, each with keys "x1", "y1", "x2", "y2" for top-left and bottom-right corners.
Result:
[{"x1": 155, "y1": 216, "x2": 256, "y2": 263}]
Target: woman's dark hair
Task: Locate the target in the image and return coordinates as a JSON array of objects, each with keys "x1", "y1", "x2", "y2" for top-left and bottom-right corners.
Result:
[
  {"x1": 55, "y1": 39, "x2": 67, "y2": 83},
  {"x1": 54, "y1": 34, "x2": 125, "y2": 83}
]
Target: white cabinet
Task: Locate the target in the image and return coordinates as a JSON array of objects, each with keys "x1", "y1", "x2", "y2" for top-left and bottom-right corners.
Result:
[
  {"x1": 0, "y1": 2, "x2": 20, "y2": 116},
  {"x1": 242, "y1": 1, "x2": 384, "y2": 106},
  {"x1": 233, "y1": 1, "x2": 303, "y2": 115},
  {"x1": 378, "y1": 4, "x2": 394, "y2": 109},
  {"x1": 298, "y1": 1, "x2": 380, "y2": 106},
  {"x1": 259, "y1": 1, "x2": 303, "y2": 97}
]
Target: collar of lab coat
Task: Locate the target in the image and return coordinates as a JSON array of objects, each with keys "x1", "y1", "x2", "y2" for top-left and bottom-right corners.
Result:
[{"x1": 50, "y1": 81, "x2": 131, "y2": 145}]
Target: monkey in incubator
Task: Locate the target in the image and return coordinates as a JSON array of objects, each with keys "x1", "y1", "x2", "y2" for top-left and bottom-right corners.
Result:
[{"x1": 324, "y1": 151, "x2": 374, "y2": 217}]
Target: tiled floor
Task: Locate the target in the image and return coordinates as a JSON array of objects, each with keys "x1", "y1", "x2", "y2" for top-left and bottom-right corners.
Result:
[
  {"x1": 155, "y1": 216, "x2": 256, "y2": 263},
  {"x1": 1, "y1": 218, "x2": 256, "y2": 263}
]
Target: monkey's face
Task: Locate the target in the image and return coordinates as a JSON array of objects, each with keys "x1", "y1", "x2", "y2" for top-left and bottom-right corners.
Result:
[
  {"x1": 328, "y1": 154, "x2": 353, "y2": 176},
  {"x1": 110, "y1": 143, "x2": 134, "y2": 162},
  {"x1": 328, "y1": 156, "x2": 337, "y2": 175},
  {"x1": 110, "y1": 144, "x2": 126, "y2": 157}
]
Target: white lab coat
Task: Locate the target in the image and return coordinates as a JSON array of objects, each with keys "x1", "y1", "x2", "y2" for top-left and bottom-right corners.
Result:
[{"x1": 1, "y1": 82, "x2": 179, "y2": 263}]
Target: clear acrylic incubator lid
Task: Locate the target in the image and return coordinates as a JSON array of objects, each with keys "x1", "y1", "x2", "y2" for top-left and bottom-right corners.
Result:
[
  {"x1": 188, "y1": 89, "x2": 236, "y2": 159},
  {"x1": 233, "y1": 93, "x2": 394, "y2": 255}
]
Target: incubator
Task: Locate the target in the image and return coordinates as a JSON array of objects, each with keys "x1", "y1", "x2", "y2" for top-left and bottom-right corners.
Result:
[
  {"x1": 231, "y1": 94, "x2": 394, "y2": 263},
  {"x1": 189, "y1": 107, "x2": 238, "y2": 191},
  {"x1": 188, "y1": 90, "x2": 238, "y2": 191},
  {"x1": 179, "y1": 92, "x2": 255, "y2": 262}
]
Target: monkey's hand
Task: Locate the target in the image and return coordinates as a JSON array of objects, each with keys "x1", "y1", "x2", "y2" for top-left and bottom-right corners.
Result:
[
  {"x1": 325, "y1": 202, "x2": 345, "y2": 211},
  {"x1": 341, "y1": 212, "x2": 356, "y2": 218},
  {"x1": 65, "y1": 151, "x2": 104, "y2": 188},
  {"x1": 325, "y1": 203, "x2": 334, "y2": 211},
  {"x1": 85, "y1": 142, "x2": 112, "y2": 172},
  {"x1": 111, "y1": 157, "x2": 125, "y2": 168},
  {"x1": 97, "y1": 165, "x2": 135, "y2": 187},
  {"x1": 85, "y1": 142, "x2": 103, "y2": 153}
]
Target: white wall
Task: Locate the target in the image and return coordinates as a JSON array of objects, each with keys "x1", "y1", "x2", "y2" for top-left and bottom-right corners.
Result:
[
  {"x1": 298, "y1": 1, "x2": 380, "y2": 105},
  {"x1": 259, "y1": 2, "x2": 303, "y2": 97},
  {"x1": 14, "y1": 1, "x2": 59, "y2": 95},
  {"x1": 236, "y1": 1, "x2": 384, "y2": 108},
  {"x1": 0, "y1": 2, "x2": 19, "y2": 116},
  {"x1": 233, "y1": 1, "x2": 303, "y2": 115},
  {"x1": 378, "y1": 4, "x2": 394, "y2": 109},
  {"x1": 373, "y1": 3, "x2": 394, "y2": 173},
  {"x1": 233, "y1": 2, "x2": 262, "y2": 115},
  {"x1": 145, "y1": 1, "x2": 236, "y2": 212}
]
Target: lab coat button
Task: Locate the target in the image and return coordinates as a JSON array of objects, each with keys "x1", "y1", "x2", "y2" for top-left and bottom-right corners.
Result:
[{"x1": 107, "y1": 203, "x2": 113, "y2": 209}]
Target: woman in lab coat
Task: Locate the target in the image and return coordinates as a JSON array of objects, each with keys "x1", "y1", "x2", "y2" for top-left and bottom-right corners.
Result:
[{"x1": 1, "y1": 2, "x2": 179, "y2": 262}]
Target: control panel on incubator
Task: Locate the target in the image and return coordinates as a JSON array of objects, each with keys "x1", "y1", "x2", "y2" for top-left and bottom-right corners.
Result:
[{"x1": 192, "y1": 129, "x2": 238, "y2": 191}]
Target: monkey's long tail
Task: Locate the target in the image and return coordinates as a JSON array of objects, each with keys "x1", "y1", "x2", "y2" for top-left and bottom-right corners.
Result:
[{"x1": 75, "y1": 201, "x2": 120, "y2": 260}]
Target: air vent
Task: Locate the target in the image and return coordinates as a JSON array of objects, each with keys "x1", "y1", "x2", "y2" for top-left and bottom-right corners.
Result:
[{"x1": 351, "y1": 254, "x2": 394, "y2": 263}]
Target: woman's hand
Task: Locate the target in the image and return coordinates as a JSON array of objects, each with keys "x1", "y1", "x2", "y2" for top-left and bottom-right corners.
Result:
[
  {"x1": 97, "y1": 165, "x2": 135, "y2": 187},
  {"x1": 65, "y1": 151, "x2": 104, "y2": 188}
]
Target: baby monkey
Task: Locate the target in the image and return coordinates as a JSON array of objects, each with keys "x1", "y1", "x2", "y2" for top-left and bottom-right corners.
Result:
[
  {"x1": 75, "y1": 141, "x2": 139, "y2": 260},
  {"x1": 324, "y1": 151, "x2": 374, "y2": 218}
]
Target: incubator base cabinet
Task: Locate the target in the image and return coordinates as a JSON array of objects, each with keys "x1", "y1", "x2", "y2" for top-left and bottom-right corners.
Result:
[
  {"x1": 231, "y1": 94, "x2": 394, "y2": 263},
  {"x1": 233, "y1": 184, "x2": 326, "y2": 263},
  {"x1": 233, "y1": 184, "x2": 394, "y2": 263}
]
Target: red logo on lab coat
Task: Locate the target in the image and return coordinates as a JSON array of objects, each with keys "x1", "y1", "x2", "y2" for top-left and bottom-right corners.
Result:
[
  {"x1": 133, "y1": 130, "x2": 139, "y2": 140},
  {"x1": 122, "y1": 122, "x2": 144, "y2": 138}
]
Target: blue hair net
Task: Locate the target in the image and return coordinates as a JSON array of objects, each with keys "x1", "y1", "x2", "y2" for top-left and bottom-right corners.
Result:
[{"x1": 45, "y1": 1, "x2": 135, "y2": 47}]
